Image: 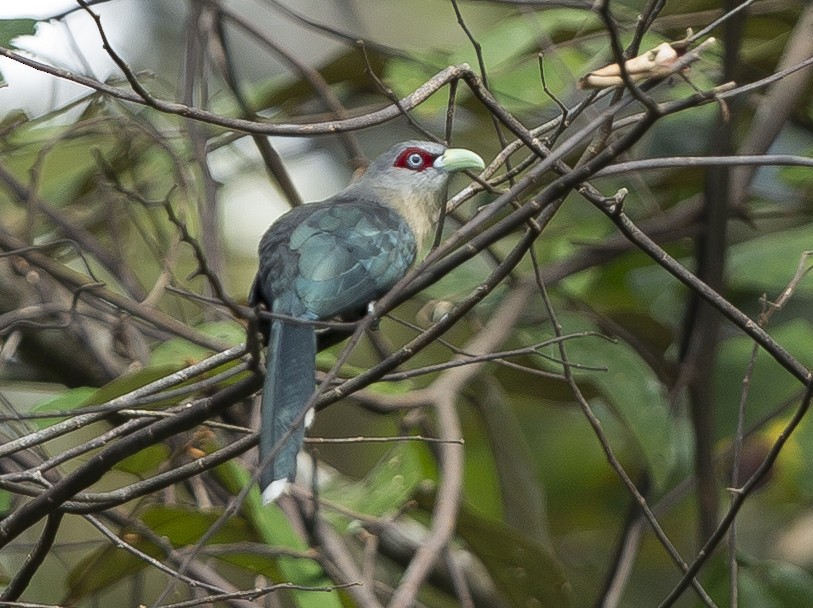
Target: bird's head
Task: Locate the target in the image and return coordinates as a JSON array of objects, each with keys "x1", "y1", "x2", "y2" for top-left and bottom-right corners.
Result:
[
  {"x1": 361, "y1": 140, "x2": 484, "y2": 191},
  {"x1": 347, "y1": 140, "x2": 485, "y2": 244}
]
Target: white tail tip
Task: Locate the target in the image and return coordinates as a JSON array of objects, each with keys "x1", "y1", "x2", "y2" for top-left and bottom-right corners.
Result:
[{"x1": 262, "y1": 478, "x2": 290, "y2": 505}]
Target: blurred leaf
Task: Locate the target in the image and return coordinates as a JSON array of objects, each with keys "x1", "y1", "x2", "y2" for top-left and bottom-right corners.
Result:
[
  {"x1": 31, "y1": 326, "x2": 244, "y2": 420},
  {"x1": 66, "y1": 540, "x2": 155, "y2": 604},
  {"x1": 35, "y1": 321, "x2": 249, "y2": 414},
  {"x1": 421, "y1": 247, "x2": 495, "y2": 302},
  {"x1": 259, "y1": 48, "x2": 387, "y2": 112},
  {"x1": 740, "y1": 22, "x2": 791, "y2": 65},
  {"x1": 781, "y1": 157, "x2": 813, "y2": 193},
  {"x1": 469, "y1": 378, "x2": 549, "y2": 537},
  {"x1": 212, "y1": 450, "x2": 344, "y2": 608},
  {"x1": 781, "y1": 410, "x2": 813, "y2": 499},
  {"x1": 27, "y1": 367, "x2": 182, "y2": 418},
  {"x1": 0, "y1": 18, "x2": 36, "y2": 47},
  {"x1": 383, "y1": 52, "x2": 452, "y2": 116},
  {"x1": 364, "y1": 376, "x2": 416, "y2": 395},
  {"x1": 0, "y1": 489, "x2": 11, "y2": 515},
  {"x1": 316, "y1": 345, "x2": 417, "y2": 396},
  {"x1": 0, "y1": 109, "x2": 27, "y2": 131},
  {"x1": 383, "y1": 8, "x2": 606, "y2": 113},
  {"x1": 81, "y1": 364, "x2": 185, "y2": 406},
  {"x1": 715, "y1": 319, "x2": 813, "y2": 434},
  {"x1": 65, "y1": 505, "x2": 252, "y2": 604},
  {"x1": 453, "y1": 10, "x2": 606, "y2": 108},
  {"x1": 149, "y1": 321, "x2": 244, "y2": 367},
  {"x1": 322, "y1": 442, "x2": 428, "y2": 525},
  {"x1": 738, "y1": 557, "x2": 813, "y2": 607},
  {"x1": 114, "y1": 444, "x2": 171, "y2": 477},
  {"x1": 557, "y1": 313, "x2": 678, "y2": 490},
  {"x1": 453, "y1": 498, "x2": 570, "y2": 607},
  {"x1": 729, "y1": 225, "x2": 813, "y2": 296},
  {"x1": 30, "y1": 387, "x2": 96, "y2": 420},
  {"x1": 0, "y1": 123, "x2": 119, "y2": 206},
  {"x1": 140, "y1": 505, "x2": 252, "y2": 545}
]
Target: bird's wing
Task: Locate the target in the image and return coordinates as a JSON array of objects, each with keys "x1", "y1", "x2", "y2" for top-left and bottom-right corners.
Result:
[{"x1": 256, "y1": 199, "x2": 417, "y2": 319}]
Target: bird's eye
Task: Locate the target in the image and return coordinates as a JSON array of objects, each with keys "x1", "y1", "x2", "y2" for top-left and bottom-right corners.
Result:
[
  {"x1": 394, "y1": 147, "x2": 435, "y2": 171},
  {"x1": 406, "y1": 153, "x2": 424, "y2": 169}
]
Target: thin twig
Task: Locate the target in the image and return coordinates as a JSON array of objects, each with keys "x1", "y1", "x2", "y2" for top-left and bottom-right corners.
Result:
[{"x1": 660, "y1": 384, "x2": 813, "y2": 607}]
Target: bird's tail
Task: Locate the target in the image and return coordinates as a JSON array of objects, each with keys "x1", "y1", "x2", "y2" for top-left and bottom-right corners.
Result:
[{"x1": 259, "y1": 318, "x2": 316, "y2": 504}]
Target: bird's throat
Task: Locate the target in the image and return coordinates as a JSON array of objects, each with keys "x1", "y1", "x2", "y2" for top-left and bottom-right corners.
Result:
[{"x1": 377, "y1": 186, "x2": 445, "y2": 249}]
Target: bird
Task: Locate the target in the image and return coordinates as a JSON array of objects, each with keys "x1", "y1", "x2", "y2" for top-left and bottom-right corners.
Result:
[{"x1": 249, "y1": 140, "x2": 485, "y2": 504}]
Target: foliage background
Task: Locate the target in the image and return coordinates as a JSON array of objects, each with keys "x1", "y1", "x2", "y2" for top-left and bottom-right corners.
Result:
[{"x1": 0, "y1": 1, "x2": 812, "y2": 607}]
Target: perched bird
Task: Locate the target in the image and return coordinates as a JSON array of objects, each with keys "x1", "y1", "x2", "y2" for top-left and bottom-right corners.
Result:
[{"x1": 249, "y1": 140, "x2": 484, "y2": 503}]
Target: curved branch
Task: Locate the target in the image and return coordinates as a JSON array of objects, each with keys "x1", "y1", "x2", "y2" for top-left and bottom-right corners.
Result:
[
  {"x1": 0, "y1": 44, "x2": 468, "y2": 135},
  {"x1": 0, "y1": 372, "x2": 262, "y2": 548}
]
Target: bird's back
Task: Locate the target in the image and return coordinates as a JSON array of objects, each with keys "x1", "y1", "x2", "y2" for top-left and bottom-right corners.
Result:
[{"x1": 252, "y1": 197, "x2": 417, "y2": 320}]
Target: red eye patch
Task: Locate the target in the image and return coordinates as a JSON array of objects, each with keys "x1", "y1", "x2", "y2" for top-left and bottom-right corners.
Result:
[{"x1": 393, "y1": 147, "x2": 437, "y2": 171}]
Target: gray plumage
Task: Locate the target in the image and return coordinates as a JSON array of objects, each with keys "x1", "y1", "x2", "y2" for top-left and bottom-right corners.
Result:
[{"x1": 249, "y1": 140, "x2": 484, "y2": 503}]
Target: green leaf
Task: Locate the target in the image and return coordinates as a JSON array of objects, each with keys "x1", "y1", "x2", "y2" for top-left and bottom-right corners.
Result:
[
  {"x1": 28, "y1": 366, "x2": 186, "y2": 418},
  {"x1": 384, "y1": 8, "x2": 606, "y2": 113},
  {"x1": 114, "y1": 444, "x2": 171, "y2": 477},
  {"x1": 30, "y1": 387, "x2": 97, "y2": 421},
  {"x1": 65, "y1": 505, "x2": 253, "y2": 604},
  {"x1": 555, "y1": 313, "x2": 678, "y2": 490},
  {"x1": 31, "y1": 320, "x2": 247, "y2": 418},
  {"x1": 738, "y1": 557, "x2": 813, "y2": 607},
  {"x1": 321, "y1": 443, "x2": 428, "y2": 523},
  {"x1": 729, "y1": 224, "x2": 813, "y2": 297},
  {"x1": 472, "y1": 378, "x2": 550, "y2": 540},
  {"x1": 140, "y1": 505, "x2": 252, "y2": 545},
  {"x1": 780, "y1": 157, "x2": 813, "y2": 192},
  {"x1": 66, "y1": 541, "x2": 156, "y2": 604},
  {"x1": 383, "y1": 53, "x2": 451, "y2": 116},
  {"x1": 81, "y1": 364, "x2": 186, "y2": 406},
  {"x1": 452, "y1": 497, "x2": 570, "y2": 607},
  {"x1": 0, "y1": 489, "x2": 12, "y2": 515},
  {"x1": 716, "y1": 319, "x2": 813, "y2": 434},
  {"x1": 0, "y1": 18, "x2": 36, "y2": 47},
  {"x1": 149, "y1": 320, "x2": 244, "y2": 367},
  {"x1": 213, "y1": 453, "x2": 345, "y2": 608}
]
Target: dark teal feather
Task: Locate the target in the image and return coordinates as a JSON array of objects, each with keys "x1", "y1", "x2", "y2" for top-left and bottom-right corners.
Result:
[
  {"x1": 251, "y1": 198, "x2": 417, "y2": 500},
  {"x1": 259, "y1": 319, "x2": 315, "y2": 495}
]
